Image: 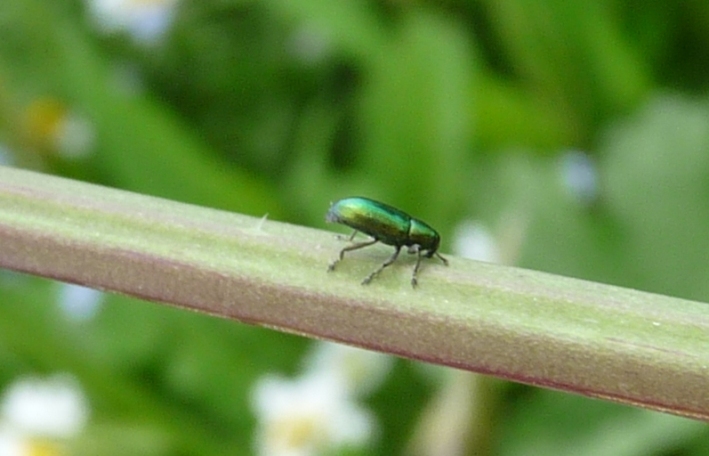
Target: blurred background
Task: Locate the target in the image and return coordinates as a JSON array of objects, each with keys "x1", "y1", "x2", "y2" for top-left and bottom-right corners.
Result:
[{"x1": 1, "y1": 0, "x2": 709, "y2": 455}]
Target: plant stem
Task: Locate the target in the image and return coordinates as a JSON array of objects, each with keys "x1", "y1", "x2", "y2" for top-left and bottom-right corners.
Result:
[{"x1": 1, "y1": 166, "x2": 708, "y2": 420}]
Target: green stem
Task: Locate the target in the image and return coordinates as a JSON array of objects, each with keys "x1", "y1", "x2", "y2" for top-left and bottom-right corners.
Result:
[{"x1": 1, "y1": 166, "x2": 708, "y2": 421}]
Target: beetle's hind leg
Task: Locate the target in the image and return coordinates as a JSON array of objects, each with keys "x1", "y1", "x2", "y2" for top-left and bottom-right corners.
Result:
[
  {"x1": 362, "y1": 246, "x2": 402, "y2": 285},
  {"x1": 328, "y1": 238, "x2": 378, "y2": 271}
]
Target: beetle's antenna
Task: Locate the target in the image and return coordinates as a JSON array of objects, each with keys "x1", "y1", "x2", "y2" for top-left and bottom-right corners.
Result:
[{"x1": 435, "y1": 252, "x2": 449, "y2": 266}]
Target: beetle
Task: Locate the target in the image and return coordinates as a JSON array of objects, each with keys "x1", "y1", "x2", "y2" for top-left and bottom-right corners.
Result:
[{"x1": 325, "y1": 197, "x2": 448, "y2": 287}]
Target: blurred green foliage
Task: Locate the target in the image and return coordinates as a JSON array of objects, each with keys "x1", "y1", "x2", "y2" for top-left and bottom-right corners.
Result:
[{"x1": 1, "y1": 0, "x2": 709, "y2": 454}]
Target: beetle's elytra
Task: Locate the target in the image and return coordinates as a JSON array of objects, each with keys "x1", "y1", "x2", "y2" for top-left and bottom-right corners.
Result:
[{"x1": 326, "y1": 197, "x2": 448, "y2": 287}]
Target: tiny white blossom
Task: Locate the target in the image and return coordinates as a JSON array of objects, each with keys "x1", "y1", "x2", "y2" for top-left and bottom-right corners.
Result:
[
  {"x1": 55, "y1": 114, "x2": 96, "y2": 159},
  {"x1": 252, "y1": 372, "x2": 374, "y2": 456},
  {"x1": 287, "y1": 25, "x2": 333, "y2": 65},
  {"x1": 0, "y1": 374, "x2": 89, "y2": 438},
  {"x1": 86, "y1": 0, "x2": 178, "y2": 44},
  {"x1": 57, "y1": 283, "x2": 104, "y2": 322},
  {"x1": 560, "y1": 150, "x2": 599, "y2": 205},
  {"x1": 0, "y1": 427, "x2": 27, "y2": 456},
  {"x1": 0, "y1": 427, "x2": 64, "y2": 456},
  {"x1": 21, "y1": 98, "x2": 95, "y2": 158},
  {"x1": 0, "y1": 144, "x2": 13, "y2": 166},
  {"x1": 303, "y1": 342, "x2": 393, "y2": 397},
  {"x1": 452, "y1": 221, "x2": 500, "y2": 262}
]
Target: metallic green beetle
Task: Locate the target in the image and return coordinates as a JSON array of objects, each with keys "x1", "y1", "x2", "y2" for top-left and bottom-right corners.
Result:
[{"x1": 326, "y1": 197, "x2": 448, "y2": 287}]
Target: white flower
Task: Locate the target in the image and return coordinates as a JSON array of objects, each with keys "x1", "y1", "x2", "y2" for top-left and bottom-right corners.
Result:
[
  {"x1": 0, "y1": 427, "x2": 27, "y2": 456},
  {"x1": 251, "y1": 372, "x2": 374, "y2": 456},
  {"x1": 0, "y1": 426, "x2": 66, "y2": 456},
  {"x1": 0, "y1": 374, "x2": 89, "y2": 438},
  {"x1": 560, "y1": 150, "x2": 598, "y2": 206},
  {"x1": 57, "y1": 283, "x2": 104, "y2": 322},
  {"x1": 0, "y1": 144, "x2": 13, "y2": 166},
  {"x1": 86, "y1": 0, "x2": 178, "y2": 44},
  {"x1": 287, "y1": 25, "x2": 333, "y2": 65},
  {"x1": 303, "y1": 342, "x2": 393, "y2": 397},
  {"x1": 22, "y1": 98, "x2": 95, "y2": 158},
  {"x1": 55, "y1": 114, "x2": 96, "y2": 159},
  {"x1": 452, "y1": 221, "x2": 500, "y2": 263}
]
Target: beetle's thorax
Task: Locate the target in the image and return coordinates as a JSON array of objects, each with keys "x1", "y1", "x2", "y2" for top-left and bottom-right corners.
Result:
[{"x1": 408, "y1": 218, "x2": 440, "y2": 252}]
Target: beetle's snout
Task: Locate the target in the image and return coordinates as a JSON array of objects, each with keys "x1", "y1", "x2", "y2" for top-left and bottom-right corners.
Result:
[{"x1": 325, "y1": 208, "x2": 340, "y2": 224}]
